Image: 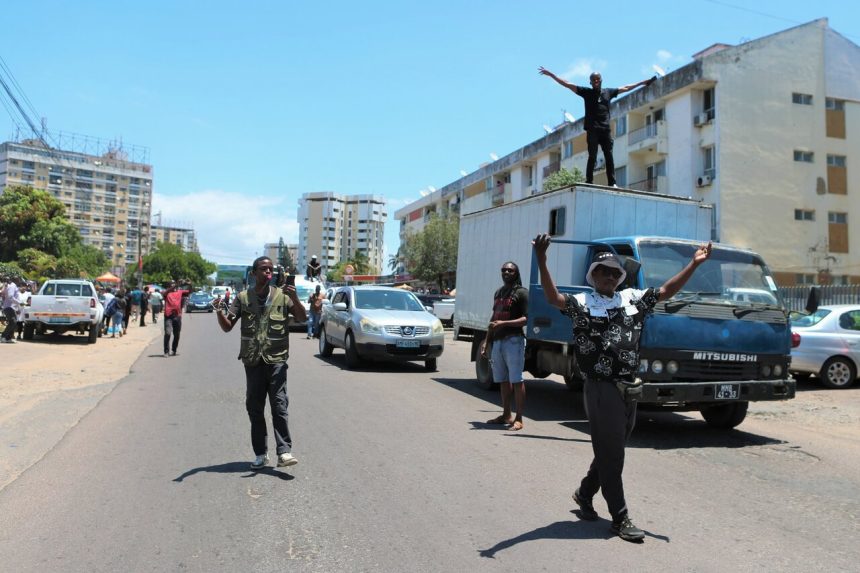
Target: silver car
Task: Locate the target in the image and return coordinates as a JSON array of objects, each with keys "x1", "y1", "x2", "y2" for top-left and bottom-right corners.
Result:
[
  {"x1": 790, "y1": 304, "x2": 860, "y2": 388},
  {"x1": 318, "y1": 286, "x2": 445, "y2": 371}
]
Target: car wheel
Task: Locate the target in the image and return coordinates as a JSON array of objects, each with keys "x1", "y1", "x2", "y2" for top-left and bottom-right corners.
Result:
[
  {"x1": 23, "y1": 322, "x2": 35, "y2": 340},
  {"x1": 344, "y1": 330, "x2": 361, "y2": 369},
  {"x1": 87, "y1": 322, "x2": 98, "y2": 344},
  {"x1": 425, "y1": 358, "x2": 437, "y2": 372},
  {"x1": 318, "y1": 324, "x2": 334, "y2": 357},
  {"x1": 700, "y1": 401, "x2": 748, "y2": 429},
  {"x1": 819, "y1": 357, "x2": 857, "y2": 389}
]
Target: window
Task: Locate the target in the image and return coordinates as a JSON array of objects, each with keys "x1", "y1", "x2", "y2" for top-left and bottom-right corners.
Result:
[
  {"x1": 827, "y1": 155, "x2": 846, "y2": 168},
  {"x1": 549, "y1": 207, "x2": 566, "y2": 236},
  {"x1": 525, "y1": 165, "x2": 534, "y2": 187},
  {"x1": 794, "y1": 209, "x2": 815, "y2": 221},
  {"x1": 563, "y1": 140, "x2": 573, "y2": 159},
  {"x1": 794, "y1": 150, "x2": 814, "y2": 163},
  {"x1": 795, "y1": 273, "x2": 816, "y2": 285},
  {"x1": 703, "y1": 146, "x2": 716, "y2": 178},
  {"x1": 792, "y1": 93, "x2": 813, "y2": 105},
  {"x1": 829, "y1": 211, "x2": 849, "y2": 253},
  {"x1": 703, "y1": 88, "x2": 715, "y2": 120},
  {"x1": 826, "y1": 98, "x2": 845, "y2": 111},
  {"x1": 838, "y1": 311, "x2": 860, "y2": 331},
  {"x1": 829, "y1": 212, "x2": 847, "y2": 224},
  {"x1": 615, "y1": 116, "x2": 627, "y2": 137}
]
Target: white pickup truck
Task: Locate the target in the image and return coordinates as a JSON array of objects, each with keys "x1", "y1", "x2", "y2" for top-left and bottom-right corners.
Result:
[
  {"x1": 22, "y1": 279, "x2": 104, "y2": 343},
  {"x1": 432, "y1": 298, "x2": 455, "y2": 327}
]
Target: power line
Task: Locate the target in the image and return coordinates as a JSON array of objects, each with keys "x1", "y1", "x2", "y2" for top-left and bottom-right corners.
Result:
[{"x1": 701, "y1": 0, "x2": 859, "y2": 41}]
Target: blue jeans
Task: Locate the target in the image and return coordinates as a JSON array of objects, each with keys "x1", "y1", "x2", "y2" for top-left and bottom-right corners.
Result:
[
  {"x1": 490, "y1": 335, "x2": 526, "y2": 383},
  {"x1": 307, "y1": 311, "x2": 321, "y2": 337}
]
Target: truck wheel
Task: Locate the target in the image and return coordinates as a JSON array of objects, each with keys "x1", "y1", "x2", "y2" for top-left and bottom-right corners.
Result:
[
  {"x1": 87, "y1": 323, "x2": 98, "y2": 343},
  {"x1": 344, "y1": 330, "x2": 361, "y2": 369},
  {"x1": 23, "y1": 322, "x2": 35, "y2": 340},
  {"x1": 819, "y1": 357, "x2": 857, "y2": 389},
  {"x1": 425, "y1": 358, "x2": 437, "y2": 372},
  {"x1": 563, "y1": 373, "x2": 584, "y2": 391},
  {"x1": 700, "y1": 401, "x2": 748, "y2": 429},
  {"x1": 318, "y1": 325, "x2": 334, "y2": 357},
  {"x1": 475, "y1": 350, "x2": 496, "y2": 390}
]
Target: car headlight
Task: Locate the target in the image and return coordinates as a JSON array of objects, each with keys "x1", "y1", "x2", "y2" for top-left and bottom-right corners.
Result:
[
  {"x1": 431, "y1": 319, "x2": 444, "y2": 335},
  {"x1": 666, "y1": 360, "x2": 679, "y2": 374},
  {"x1": 359, "y1": 317, "x2": 383, "y2": 334},
  {"x1": 651, "y1": 360, "x2": 664, "y2": 374},
  {"x1": 773, "y1": 365, "x2": 783, "y2": 377}
]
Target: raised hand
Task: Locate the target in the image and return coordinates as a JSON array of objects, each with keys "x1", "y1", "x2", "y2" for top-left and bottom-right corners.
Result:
[{"x1": 694, "y1": 241, "x2": 713, "y2": 265}]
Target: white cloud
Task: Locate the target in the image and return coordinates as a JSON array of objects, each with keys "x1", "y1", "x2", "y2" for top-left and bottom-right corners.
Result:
[
  {"x1": 560, "y1": 58, "x2": 608, "y2": 81},
  {"x1": 656, "y1": 49, "x2": 673, "y2": 63},
  {"x1": 643, "y1": 49, "x2": 688, "y2": 76},
  {"x1": 152, "y1": 189, "x2": 299, "y2": 265}
]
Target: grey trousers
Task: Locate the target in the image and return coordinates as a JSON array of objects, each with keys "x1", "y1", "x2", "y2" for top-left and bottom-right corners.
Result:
[
  {"x1": 579, "y1": 379, "x2": 637, "y2": 520},
  {"x1": 245, "y1": 361, "x2": 292, "y2": 456}
]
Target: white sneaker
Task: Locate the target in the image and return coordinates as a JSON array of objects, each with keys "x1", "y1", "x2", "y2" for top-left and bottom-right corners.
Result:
[
  {"x1": 250, "y1": 453, "x2": 269, "y2": 469},
  {"x1": 277, "y1": 452, "x2": 298, "y2": 467}
]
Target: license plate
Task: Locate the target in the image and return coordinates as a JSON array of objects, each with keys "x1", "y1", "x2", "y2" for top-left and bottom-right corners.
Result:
[
  {"x1": 715, "y1": 383, "x2": 740, "y2": 400},
  {"x1": 49, "y1": 317, "x2": 71, "y2": 324},
  {"x1": 396, "y1": 340, "x2": 420, "y2": 348}
]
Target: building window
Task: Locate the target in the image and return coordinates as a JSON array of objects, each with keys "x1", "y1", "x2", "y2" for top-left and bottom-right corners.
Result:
[
  {"x1": 829, "y1": 212, "x2": 847, "y2": 224},
  {"x1": 828, "y1": 211, "x2": 849, "y2": 253},
  {"x1": 793, "y1": 150, "x2": 814, "y2": 163},
  {"x1": 792, "y1": 93, "x2": 813, "y2": 105},
  {"x1": 548, "y1": 207, "x2": 566, "y2": 236},
  {"x1": 615, "y1": 116, "x2": 627, "y2": 137},
  {"x1": 795, "y1": 274, "x2": 816, "y2": 285},
  {"x1": 827, "y1": 155, "x2": 846, "y2": 168},
  {"x1": 703, "y1": 88, "x2": 715, "y2": 120},
  {"x1": 525, "y1": 165, "x2": 534, "y2": 187},
  {"x1": 615, "y1": 165, "x2": 627, "y2": 187},
  {"x1": 703, "y1": 146, "x2": 716, "y2": 178},
  {"x1": 794, "y1": 209, "x2": 814, "y2": 221},
  {"x1": 826, "y1": 98, "x2": 845, "y2": 111},
  {"x1": 563, "y1": 140, "x2": 573, "y2": 159}
]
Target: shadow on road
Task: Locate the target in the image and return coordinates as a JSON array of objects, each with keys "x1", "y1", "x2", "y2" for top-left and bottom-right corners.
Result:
[
  {"x1": 173, "y1": 461, "x2": 295, "y2": 482},
  {"x1": 11, "y1": 332, "x2": 93, "y2": 345}
]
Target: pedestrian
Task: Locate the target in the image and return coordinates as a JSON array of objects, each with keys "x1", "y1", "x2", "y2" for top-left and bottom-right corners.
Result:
[
  {"x1": 149, "y1": 288, "x2": 163, "y2": 324},
  {"x1": 15, "y1": 282, "x2": 32, "y2": 340},
  {"x1": 306, "y1": 255, "x2": 322, "y2": 282},
  {"x1": 162, "y1": 279, "x2": 192, "y2": 356},
  {"x1": 532, "y1": 234, "x2": 712, "y2": 542},
  {"x1": 307, "y1": 284, "x2": 324, "y2": 339},
  {"x1": 101, "y1": 288, "x2": 115, "y2": 335},
  {"x1": 538, "y1": 66, "x2": 655, "y2": 187},
  {"x1": 130, "y1": 286, "x2": 142, "y2": 322},
  {"x1": 1, "y1": 276, "x2": 21, "y2": 343},
  {"x1": 109, "y1": 289, "x2": 127, "y2": 337},
  {"x1": 139, "y1": 286, "x2": 150, "y2": 326},
  {"x1": 482, "y1": 262, "x2": 529, "y2": 431},
  {"x1": 121, "y1": 289, "x2": 133, "y2": 335},
  {"x1": 215, "y1": 256, "x2": 307, "y2": 470}
]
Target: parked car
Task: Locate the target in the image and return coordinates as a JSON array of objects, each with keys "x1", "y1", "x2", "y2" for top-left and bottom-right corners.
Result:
[
  {"x1": 790, "y1": 304, "x2": 860, "y2": 388},
  {"x1": 431, "y1": 298, "x2": 455, "y2": 327},
  {"x1": 185, "y1": 291, "x2": 214, "y2": 313},
  {"x1": 318, "y1": 286, "x2": 445, "y2": 371},
  {"x1": 22, "y1": 279, "x2": 104, "y2": 343}
]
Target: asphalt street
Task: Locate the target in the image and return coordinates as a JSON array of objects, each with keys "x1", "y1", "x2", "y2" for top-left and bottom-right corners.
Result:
[{"x1": 1, "y1": 313, "x2": 858, "y2": 572}]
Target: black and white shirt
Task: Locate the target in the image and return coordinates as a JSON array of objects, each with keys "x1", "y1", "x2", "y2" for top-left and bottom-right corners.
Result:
[{"x1": 561, "y1": 288, "x2": 659, "y2": 381}]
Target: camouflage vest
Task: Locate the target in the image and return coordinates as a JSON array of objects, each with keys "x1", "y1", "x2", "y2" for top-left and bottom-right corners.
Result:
[{"x1": 238, "y1": 287, "x2": 290, "y2": 365}]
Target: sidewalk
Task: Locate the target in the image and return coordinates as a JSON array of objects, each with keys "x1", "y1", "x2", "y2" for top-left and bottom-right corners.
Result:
[{"x1": 0, "y1": 318, "x2": 162, "y2": 491}]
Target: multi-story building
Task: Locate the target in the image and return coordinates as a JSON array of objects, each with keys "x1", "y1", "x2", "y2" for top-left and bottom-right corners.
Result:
[
  {"x1": 297, "y1": 192, "x2": 387, "y2": 275},
  {"x1": 0, "y1": 138, "x2": 153, "y2": 277},
  {"x1": 263, "y1": 241, "x2": 298, "y2": 269},
  {"x1": 395, "y1": 19, "x2": 859, "y2": 285},
  {"x1": 150, "y1": 224, "x2": 198, "y2": 253}
]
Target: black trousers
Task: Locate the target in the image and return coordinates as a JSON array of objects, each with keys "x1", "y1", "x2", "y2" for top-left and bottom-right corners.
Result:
[
  {"x1": 586, "y1": 129, "x2": 616, "y2": 186},
  {"x1": 579, "y1": 379, "x2": 637, "y2": 521},
  {"x1": 244, "y1": 361, "x2": 292, "y2": 456},
  {"x1": 163, "y1": 315, "x2": 182, "y2": 354},
  {"x1": 2, "y1": 308, "x2": 16, "y2": 341}
]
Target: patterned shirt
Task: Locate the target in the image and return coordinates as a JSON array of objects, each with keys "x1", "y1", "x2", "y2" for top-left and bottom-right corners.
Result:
[{"x1": 561, "y1": 288, "x2": 659, "y2": 381}]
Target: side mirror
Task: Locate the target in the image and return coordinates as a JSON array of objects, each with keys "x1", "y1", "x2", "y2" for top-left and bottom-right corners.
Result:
[
  {"x1": 333, "y1": 302, "x2": 348, "y2": 311},
  {"x1": 425, "y1": 306, "x2": 434, "y2": 312}
]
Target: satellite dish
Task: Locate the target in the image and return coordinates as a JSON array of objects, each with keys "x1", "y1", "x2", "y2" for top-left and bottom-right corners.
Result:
[
  {"x1": 428, "y1": 186, "x2": 436, "y2": 193},
  {"x1": 652, "y1": 64, "x2": 666, "y2": 77},
  {"x1": 419, "y1": 190, "x2": 429, "y2": 197},
  {"x1": 564, "y1": 112, "x2": 575, "y2": 123},
  {"x1": 489, "y1": 153, "x2": 499, "y2": 161},
  {"x1": 460, "y1": 170, "x2": 468, "y2": 177},
  {"x1": 542, "y1": 125, "x2": 553, "y2": 134}
]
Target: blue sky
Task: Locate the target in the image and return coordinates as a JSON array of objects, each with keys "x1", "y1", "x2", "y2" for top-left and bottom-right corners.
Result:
[{"x1": 1, "y1": 1, "x2": 857, "y2": 267}]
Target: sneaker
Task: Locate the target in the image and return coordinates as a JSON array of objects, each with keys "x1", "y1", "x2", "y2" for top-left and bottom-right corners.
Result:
[
  {"x1": 171, "y1": 351, "x2": 177, "y2": 356},
  {"x1": 250, "y1": 453, "x2": 269, "y2": 469},
  {"x1": 163, "y1": 352, "x2": 169, "y2": 357},
  {"x1": 573, "y1": 488, "x2": 598, "y2": 521},
  {"x1": 277, "y1": 452, "x2": 298, "y2": 467},
  {"x1": 611, "y1": 514, "x2": 645, "y2": 542}
]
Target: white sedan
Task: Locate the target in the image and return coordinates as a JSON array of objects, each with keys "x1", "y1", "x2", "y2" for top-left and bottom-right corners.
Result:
[{"x1": 790, "y1": 304, "x2": 860, "y2": 388}]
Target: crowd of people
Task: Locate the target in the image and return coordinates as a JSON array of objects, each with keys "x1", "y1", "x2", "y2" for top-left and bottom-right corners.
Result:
[{"x1": 0, "y1": 275, "x2": 34, "y2": 343}]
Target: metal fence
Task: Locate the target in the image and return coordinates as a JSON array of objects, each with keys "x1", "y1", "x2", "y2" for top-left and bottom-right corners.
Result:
[{"x1": 778, "y1": 285, "x2": 860, "y2": 312}]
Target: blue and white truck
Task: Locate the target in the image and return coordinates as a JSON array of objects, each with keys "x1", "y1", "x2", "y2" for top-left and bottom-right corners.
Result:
[{"x1": 454, "y1": 184, "x2": 795, "y2": 428}]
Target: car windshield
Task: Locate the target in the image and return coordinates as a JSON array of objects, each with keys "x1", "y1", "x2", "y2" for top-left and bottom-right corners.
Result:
[
  {"x1": 295, "y1": 285, "x2": 316, "y2": 300},
  {"x1": 790, "y1": 308, "x2": 831, "y2": 327},
  {"x1": 354, "y1": 290, "x2": 424, "y2": 311},
  {"x1": 190, "y1": 293, "x2": 210, "y2": 302},
  {"x1": 638, "y1": 241, "x2": 784, "y2": 307}
]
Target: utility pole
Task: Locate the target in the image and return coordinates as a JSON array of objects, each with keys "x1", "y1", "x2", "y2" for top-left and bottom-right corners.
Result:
[{"x1": 137, "y1": 218, "x2": 143, "y2": 289}]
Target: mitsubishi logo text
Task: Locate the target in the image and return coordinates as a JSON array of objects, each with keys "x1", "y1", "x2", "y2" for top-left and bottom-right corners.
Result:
[{"x1": 692, "y1": 352, "x2": 758, "y2": 362}]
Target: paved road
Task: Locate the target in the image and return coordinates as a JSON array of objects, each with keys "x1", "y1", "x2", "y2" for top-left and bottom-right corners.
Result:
[{"x1": 1, "y1": 314, "x2": 858, "y2": 572}]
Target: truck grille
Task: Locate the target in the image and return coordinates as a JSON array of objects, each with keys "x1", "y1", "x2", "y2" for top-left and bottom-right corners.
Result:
[{"x1": 680, "y1": 360, "x2": 759, "y2": 381}]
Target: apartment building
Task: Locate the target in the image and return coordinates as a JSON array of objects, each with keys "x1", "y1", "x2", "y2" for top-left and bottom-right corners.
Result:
[
  {"x1": 150, "y1": 224, "x2": 198, "y2": 253},
  {"x1": 394, "y1": 19, "x2": 859, "y2": 285},
  {"x1": 0, "y1": 139, "x2": 153, "y2": 276},
  {"x1": 263, "y1": 241, "x2": 298, "y2": 268},
  {"x1": 297, "y1": 192, "x2": 387, "y2": 275}
]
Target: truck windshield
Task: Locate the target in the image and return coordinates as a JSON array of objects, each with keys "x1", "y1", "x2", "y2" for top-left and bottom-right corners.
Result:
[{"x1": 638, "y1": 241, "x2": 783, "y2": 307}]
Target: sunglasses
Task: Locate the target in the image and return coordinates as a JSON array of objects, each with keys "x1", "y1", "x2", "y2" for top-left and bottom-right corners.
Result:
[
  {"x1": 594, "y1": 265, "x2": 622, "y2": 279},
  {"x1": 501, "y1": 268, "x2": 517, "y2": 274}
]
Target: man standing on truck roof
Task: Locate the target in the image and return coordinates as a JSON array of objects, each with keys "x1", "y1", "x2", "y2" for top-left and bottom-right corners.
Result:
[
  {"x1": 482, "y1": 261, "x2": 529, "y2": 431},
  {"x1": 538, "y1": 67, "x2": 655, "y2": 187},
  {"x1": 533, "y1": 234, "x2": 711, "y2": 542}
]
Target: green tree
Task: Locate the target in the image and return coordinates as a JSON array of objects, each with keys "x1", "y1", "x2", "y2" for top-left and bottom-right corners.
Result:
[
  {"x1": 326, "y1": 251, "x2": 373, "y2": 283},
  {"x1": 58, "y1": 244, "x2": 109, "y2": 279},
  {"x1": 402, "y1": 213, "x2": 459, "y2": 290},
  {"x1": 0, "y1": 261, "x2": 26, "y2": 280},
  {"x1": 0, "y1": 185, "x2": 82, "y2": 261},
  {"x1": 542, "y1": 167, "x2": 585, "y2": 192},
  {"x1": 133, "y1": 242, "x2": 216, "y2": 285},
  {"x1": 388, "y1": 246, "x2": 405, "y2": 273}
]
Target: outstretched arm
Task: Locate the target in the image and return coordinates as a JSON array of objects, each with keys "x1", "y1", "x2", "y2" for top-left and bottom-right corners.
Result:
[
  {"x1": 657, "y1": 242, "x2": 713, "y2": 301},
  {"x1": 533, "y1": 234, "x2": 566, "y2": 309},
  {"x1": 618, "y1": 75, "x2": 657, "y2": 94},
  {"x1": 538, "y1": 66, "x2": 579, "y2": 94}
]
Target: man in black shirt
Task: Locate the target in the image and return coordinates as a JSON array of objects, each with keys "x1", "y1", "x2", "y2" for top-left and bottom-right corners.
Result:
[
  {"x1": 539, "y1": 67, "x2": 655, "y2": 187},
  {"x1": 533, "y1": 235, "x2": 711, "y2": 542}
]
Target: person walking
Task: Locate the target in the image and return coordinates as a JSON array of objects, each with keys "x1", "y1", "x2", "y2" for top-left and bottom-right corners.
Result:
[
  {"x1": 482, "y1": 262, "x2": 529, "y2": 431},
  {"x1": 129, "y1": 287, "x2": 142, "y2": 322},
  {"x1": 215, "y1": 256, "x2": 307, "y2": 470},
  {"x1": 307, "y1": 284, "x2": 324, "y2": 339},
  {"x1": 538, "y1": 66, "x2": 655, "y2": 187},
  {"x1": 532, "y1": 234, "x2": 711, "y2": 542},
  {"x1": 15, "y1": 282, "x2": 32, "y2": 340},
  {"x1": 1, "y1": 276, "x2": 21, "y2": 343},
  {"x1": 139, "y1": 286, "x2": 150, "y2": 326},
  {"x1": 162, "y1": 280, "x2": 192, "y2": 356},
  {"x1": 149, "y1": 288, "x2": 163, "y2": 324},
  {"x1": 109, "y1": 290, "x2": 127, "y2": 337}
]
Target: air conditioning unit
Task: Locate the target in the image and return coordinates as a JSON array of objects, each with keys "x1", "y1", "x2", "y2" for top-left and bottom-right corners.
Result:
[
  {"x1": 696, "y1": 174, "x2": 712, "y2": 187},
  {"x1": 693, "y1": 113, "x2": 708, "y2": 127}
]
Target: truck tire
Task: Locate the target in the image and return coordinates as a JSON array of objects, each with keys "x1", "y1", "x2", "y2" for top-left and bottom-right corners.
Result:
[
  {"x1": 318, "y1": 325, "x2": 334, "y2": 357},
  {"x1": 700, "y1": 401, "x2": 748, "y2": 429},
  {"x1": 564, "y1": 373, "x2": 584, "y2": 391},
  {"x1": 475, "y1": 351, "x2": 496, "y2": 390},
  {"x1": 87, "y1": 323, "x2": 98, "y2": 344},
  {"x1": 819, "y1": 357, "x2": 857, "y2": 389},
  {"x1": 23, "y1": 322, "x2": 35, "y2": 340}
]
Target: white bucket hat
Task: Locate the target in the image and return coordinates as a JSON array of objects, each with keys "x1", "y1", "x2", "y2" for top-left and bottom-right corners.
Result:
[{"x1": 586, "y1": 251, "x2": 627, "y2": 288}]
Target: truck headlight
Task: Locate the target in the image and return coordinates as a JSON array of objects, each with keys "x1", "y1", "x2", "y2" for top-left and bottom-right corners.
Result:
[
  {"x1": 432, "y1": 320, "x2": 444, "y2": 335},
  {"x1": 651, "y1": 360, "x2": 664, "y2": 374},
  {"x1": 666, "y1": 361, "x2": 679, "y2": 374},
  {"x1": 761, "y1": 365, "x2": 772, "y2": 377},
  {"x1": 359, "y1": 317, "x2": 383, "y2": 334},
  {"x1": 773, "y1": 365, "x2": 783, "y2": 377}
]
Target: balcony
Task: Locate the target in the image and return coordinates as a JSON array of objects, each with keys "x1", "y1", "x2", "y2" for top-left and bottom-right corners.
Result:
[
  {"x1": 627, "y1": 120, "x2": 668, "y2": 154},
  {"x1": 542, "y1": 161, "x2": 560, "y2": 179},
  {"x1": 628, "y1": 176, "x2": 667, "y2": 193}
]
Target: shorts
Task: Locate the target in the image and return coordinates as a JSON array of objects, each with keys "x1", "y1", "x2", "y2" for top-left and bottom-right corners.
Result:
[{"x1": 490, "y1": 335, "x2": 526, "y2": 383}]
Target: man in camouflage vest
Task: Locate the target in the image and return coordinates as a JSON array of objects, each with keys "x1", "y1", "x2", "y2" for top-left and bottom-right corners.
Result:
[{"x1": 215, "y1": 256, "x2": 307, "y2": 470}]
